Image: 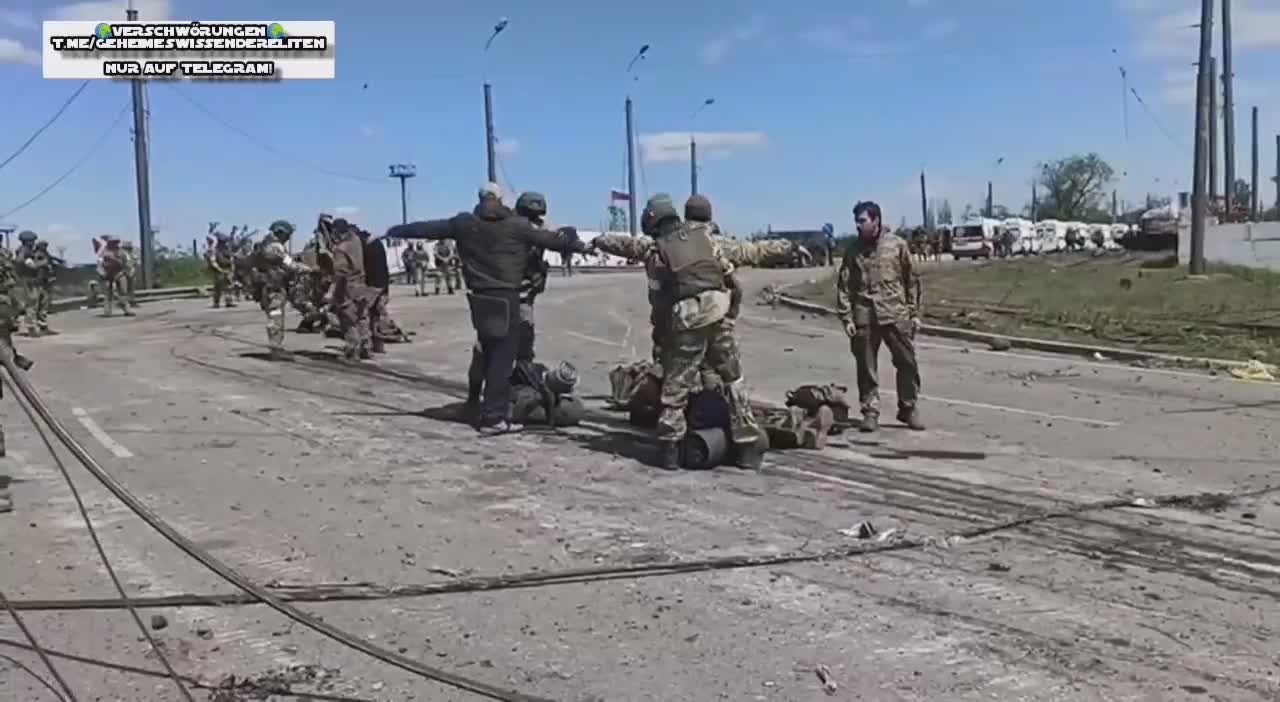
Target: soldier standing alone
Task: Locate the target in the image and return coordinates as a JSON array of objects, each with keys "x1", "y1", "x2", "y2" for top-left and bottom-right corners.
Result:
[
  {"x1": 434, "y1": 239, "x2": 461, "y2": 294},
  {"x1": 27, "y1": 240, "x2": 58, "y2": 336},
  {"x1": 256, "y1": 220, "x2": 307, "y2": 361},
  {"x1": 98, "y1": 238, "x2": 136, "y2": 317},
  {"x1": 835, "y1": 201, "x2": 924, "y2": 432},
  {"x1": 207, "y1": 235, "x2": 236, "y2": 308},
  {"x1": 413, "y1": 244, "x2": 432, "y2": 297}
]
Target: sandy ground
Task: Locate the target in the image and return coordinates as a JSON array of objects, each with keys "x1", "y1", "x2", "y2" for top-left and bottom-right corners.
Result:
[{"x1": 1, "y1": 267, "x2": 1277, "y2": 701}]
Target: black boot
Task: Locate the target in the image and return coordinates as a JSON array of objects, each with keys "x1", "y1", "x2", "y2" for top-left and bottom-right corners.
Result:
[
  {"x1": 371, "y1": 339, "x2": 387, "y2": 354},
  {"x1": 658, "y1": 442, "x2": 681, "y2": 470},
  {"x1": 859, "y1": 413, "x2": 879, "y2": 433},
  {"x1": 734, "y1": 440, "x2": 765, "y2": 470}
]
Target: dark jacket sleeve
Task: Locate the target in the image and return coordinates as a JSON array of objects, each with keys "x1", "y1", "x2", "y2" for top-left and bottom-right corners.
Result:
[
  {"x1": 385, "y1": 218, "x2": 455, "y2": 240},
  {"x1": 516, "y1": 223, "x2": 586, "y2": 254}
]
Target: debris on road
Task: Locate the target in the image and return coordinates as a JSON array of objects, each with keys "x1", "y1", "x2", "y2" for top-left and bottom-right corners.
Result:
[
  {"x1": 815, "y1": 664, "x2": 838, "y2": 695},
  {"x1": 149, "y1": 614, "x2": 169, "y2": 630},
  {"x1": 838, "y1": 521, "x2": 877, "y2": 539},
  {"x1": 1228, "y1": 359, "x2": 1276, "y2": 382}
]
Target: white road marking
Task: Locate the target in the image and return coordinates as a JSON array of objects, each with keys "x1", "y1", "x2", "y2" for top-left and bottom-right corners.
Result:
[
  {"x1": 879, "y1": 390, "x2": 1119, "y2": 427},
  {"x1": 71, "y1": 407, "x2": 135, "y2": 458},
  {"x1": 566, "y1": 330, "x2": 627, "y2": 348}
]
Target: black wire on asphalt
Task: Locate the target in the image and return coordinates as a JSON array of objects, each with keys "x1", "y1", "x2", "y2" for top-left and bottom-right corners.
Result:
[
  {"x1": 0, "y1": 80, "x2": 91, "y2": 173},
  {"x1": 7, "y1": 375, "x2": 196, "y2": 701},
  {"x1": 0, "y1": 588, "x2": 77, "y2": 701},
  {"x1": 0, "y1": 651, "x2": 68, "y2": 701},
  {"x1": 0, "y1": 351, "x2": 553, "y2": 702},
  {"x1": 0, "y1": 637, "x2": 375, "y2": 702}
]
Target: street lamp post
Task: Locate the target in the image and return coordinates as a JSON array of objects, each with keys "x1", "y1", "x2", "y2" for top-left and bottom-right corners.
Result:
[
  {"x1": 625, "y1": 44, "x2": 649, "y2": 237},
  {"x1": 388, "y1": 164, "x2": 417, "y2": 225},
  {"x1": 483, "y1": 18, "x2": 508, "y2": 184},
  {"x1": 690, "y1": 97, "x2": 714, "y2": 196}
]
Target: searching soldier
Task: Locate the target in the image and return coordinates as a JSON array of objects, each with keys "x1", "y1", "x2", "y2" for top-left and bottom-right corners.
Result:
[
  {"x1": 384, "y1": 183, "x2": 587, "y2": 434},
  {"x1": 256, "y1": 220, "x2": 308, "y2": 360},
  {"x1": 322, "y1": 217, "x2": 372, "y2": 362}
]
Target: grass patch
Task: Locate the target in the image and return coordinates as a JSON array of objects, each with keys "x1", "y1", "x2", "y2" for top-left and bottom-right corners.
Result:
[{"x1": 790, "y1": 253, "x2": 1280, "y2": 361}]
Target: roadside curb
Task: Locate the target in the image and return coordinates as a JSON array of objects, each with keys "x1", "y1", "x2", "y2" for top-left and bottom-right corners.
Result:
[{"x1": 773, "y1": 293, "x2": 1265, "y2": 373}]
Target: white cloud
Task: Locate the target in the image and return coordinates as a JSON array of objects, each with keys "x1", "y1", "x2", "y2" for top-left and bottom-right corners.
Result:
[
  {"x1": 0, "y1": 9, "x2": 36, "y2": 28},
  {"x1": 53, "y1": 0, "x2": 172, "y2": 21},
  {"x1": 332, "y1": 206, "x2": 360, "y2": 218},
  {"x1": 699, "y1": 15, "x2": 766, "y2": 65},
  {"x1": 1133, "y1": 1, "x2": 1280, "y2": 57},
  {"x1": 800, "y1": 18, "x2": 899, "y2": 56},
  {"x1": 1160, "y1": 67, "x2": 1270, "y2": 105},
  {"x1": 359, "y1": 124, "x2": 378, "y2": 138},
  {"x1": 639, "y1": 131, "x2": 767, "y2": 164},
  {"x1": 494, "y1": 137, "x2": 519, "y2": 157},
  {"x1": 921, "y1": 19, "x2": 959, "y2": 40},
  {"x1": 0, "y1": 37, "x2": 38, "y2": 64}
]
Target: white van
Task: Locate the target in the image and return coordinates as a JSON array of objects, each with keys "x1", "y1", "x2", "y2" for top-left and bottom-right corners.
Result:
[{"x1": 951, "y1": 217, "x2": 1000, "y2": 260}]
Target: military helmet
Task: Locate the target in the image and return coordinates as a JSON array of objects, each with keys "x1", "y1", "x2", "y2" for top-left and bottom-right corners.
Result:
[
  {"x1": 35, "y1": 240, "x2": 48, "y2": 249},
  {"x1": 478, "y1": 181, "x2": 503, "y2": 201},
  {"x1": 515, "y1": 191, "x2": 548, "y2": 218},
  {"x1": 269, "y1": 219, "x2": 295, "y2": 238},
  {"x1": 641, "y1": 194, "x2": 679, "y2": 235},
  {"x1": 17, "y1": 230, "x2": 37, "y2": 243},
  {"x1": 684, "y1": 194, "x2": 712, "y2": 223}
]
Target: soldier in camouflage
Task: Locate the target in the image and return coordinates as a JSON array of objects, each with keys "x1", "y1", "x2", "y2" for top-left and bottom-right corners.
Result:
[
  {"x1": 413, "y1": 244, "x2": 432, "y2": 296},
  {"x1": 835, "y1": 201, "x2": 924, "y2": 432},
  {"x1": 206, "y1": 235, "x2": 236, "y2": 308},
  {"x1": 327, "y1": 218, "x2": 372, "y2": 361},
  {"x1": 120, "y1": 240, "x2": 138, "y2": 306},
  {"x1": 25, "y1": 240, "x2": 57, "y2": 336},
  {"x1": 98, "y1": 238, "x2": 136, "y2": 317},
  {"x1": 0, "y1": 246, "x2": 16, "y2": 513},
  {"x1": 256, "y1": 220, "x2": 308, "y2": 360},
  {"x1": 13, "y1": 230, "x2": 37, "y2": 334},
  {"x1": 434, "y1": 239, "x2": 461, "y2": 294}
]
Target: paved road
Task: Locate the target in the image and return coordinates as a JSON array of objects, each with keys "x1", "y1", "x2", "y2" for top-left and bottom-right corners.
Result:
[{"x1": 1, "y1": 268, "x2": 1277, "y2": 701}]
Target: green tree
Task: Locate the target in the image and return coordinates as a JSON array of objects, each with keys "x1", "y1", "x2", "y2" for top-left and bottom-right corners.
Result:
[{"x1": 1036, "y1": 153, "x2": 1115, "y2": 221}]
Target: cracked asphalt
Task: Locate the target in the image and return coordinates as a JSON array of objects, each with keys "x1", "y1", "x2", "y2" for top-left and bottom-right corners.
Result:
[{"x1": 1, "y1": 267, "x2": 1277, "y2": 701}]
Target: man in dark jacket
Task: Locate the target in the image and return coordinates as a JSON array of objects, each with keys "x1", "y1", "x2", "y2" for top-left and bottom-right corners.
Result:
[
  {"x1": 384, "y1": 183, "x2": 588, "y2": 434},
  {"x1": 359, "y1": 228, "x2": 391, "y2": 354}
]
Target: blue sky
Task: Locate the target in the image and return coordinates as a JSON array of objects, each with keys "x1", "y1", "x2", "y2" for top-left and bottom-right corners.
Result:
[{"x1": 1, "y1": 0, "x2": 1278, "y2": 262}]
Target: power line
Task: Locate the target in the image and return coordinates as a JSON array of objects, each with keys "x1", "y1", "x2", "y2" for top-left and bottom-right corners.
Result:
[
  {"x1": 164, "y1": 84, "x2": 384, "y2": 185},
  {"x1": 0, "y1": 105, "x2": 129, "y2": 220},
  {"x1": 0, "y1": 80, "x2": 91, "y2": 174},
  {"x1": 1130, "y1": 85, "x2": 1186, "y2": 148}
]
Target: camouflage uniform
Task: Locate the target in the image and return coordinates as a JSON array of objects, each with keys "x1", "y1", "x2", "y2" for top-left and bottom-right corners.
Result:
[
  {"x1": 13, "y1": 232, "x2": 37, "y2": 334},
  {"x1": 98, "y1": 239, "x2": 135, "y2": 317},
  {"x1": 328, "y1": 222, "x2": 371, "y2": 361},
  {"x1": 434, "y1": 239, "x2": 461, "y2": 294},
  {"x1": 0, "y1": 247, "x2": 17, "y2": 512},
  {"x1": 207, "y1": 238, "x2": 236, "y2": 308},
  {"x1": 257, "y1": 220, "x2": 306, "y2": 360},
  {"x1": 120, "y1": 241, "x2": 138, "y2": 306},
  {"x1": 835, "y1": 227, "x2": 923, "y2": 430},
  {"x1": 25, "y1": 241, "x2": 56, "y2": 335},
  {"x1": 414, "y1": 245, "x2": 432, "y2": 296}
]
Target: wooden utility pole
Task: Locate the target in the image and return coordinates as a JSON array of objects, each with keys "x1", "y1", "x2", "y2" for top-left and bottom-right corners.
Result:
[{"x1": 1189, "y1": 0, "x2": 1214, "y2": 274}]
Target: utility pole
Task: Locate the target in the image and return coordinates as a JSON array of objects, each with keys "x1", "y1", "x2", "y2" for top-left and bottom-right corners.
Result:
[
  {"x1": 1222, "y1": 0, "x2": 1236, "y2": 210},
  {"x1": 1274, "y1": 134, "x2": 1279, "y2": 211},
  {"x1": 1112, "y1": 190, "x2": 1119, "y2": 222},
  {"x1": 1250, "y1": 106, "x2": 1259, "y2": 220},
  {"x1": 127, "y1": 4, "x2": 155, "y2": 289},
  {"x1": 1209, "y1": 56, "x2": 1218, "y2": 205},
  {"x1": 625, "y1": 97, "x2": 638, "y2": 236},
  {"x1": 985, "y1": 181, "x2": 993, "y2": 217},
  {"x1": 388, "y1": 163, "x2": 416, "y2": 225},
  {"x1": 1031, "y1": 183, "x2": 1038, "y2": 221},
  {"x1": 1189, "y1": 0, "x2": 1214, "y2": 275},
  {"x1": 482, "y1": 18, "x2": 507, "y2": 185},
  {"x1": 919, "y1": 171, "x2": 928, "y2": 229},
  {"x1": 690, "y1": 136, "x2": 698, "y2": 196}
]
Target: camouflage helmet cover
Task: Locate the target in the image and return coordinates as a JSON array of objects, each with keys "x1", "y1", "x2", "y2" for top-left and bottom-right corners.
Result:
[
  {"x1": 17, "y1": 230, "x2": 37, "y2": 243},
  {"x1": 515, "y1": 191, "x2": 547, "y2": 218},
  {"x1": 684, "y1": 194, "x2": 712, "y2": 222}
]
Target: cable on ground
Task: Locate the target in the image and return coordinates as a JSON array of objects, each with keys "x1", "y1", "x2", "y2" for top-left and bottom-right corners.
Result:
[
  {"x1": 0, "y1": 588, "x2": 77, "y2": 701},
  {"x1": 0, "y1": 352, "x2": 552, "y2": 702},
  {"x1": 0, "y1": 652, "x2": 68, "y2": 701},
  {"x1": 6, "y1": 371, "x2": 195, "y2": 700}
]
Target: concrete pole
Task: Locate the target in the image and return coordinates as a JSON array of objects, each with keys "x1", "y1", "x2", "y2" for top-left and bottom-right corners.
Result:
[
  {"x1": 127, "y1": 6, "x2": 154, "y2": 288},
  {"x1": 985, "y1": 181, "x2": 993, "y2": 217},
  {"x1": 483, "y1": 83, "x2": 497, "y2": 184},
  {"x1": 690, "y1": 136, "x2": 698, "y2": 196},
  {"x1": 1222, "y1": 0, "x2": 1236, "y2": 210},
  {"x1": 1209, "y1": 56, "x2": 1218, "y2": 205},
  {"x1": 1250, "y1": 106, "x2": 1259, "y2": 220},
  {"x1": 1189, "y1": 0, "x2": 1215, "y2": 274},
  {"x1": 399, "y1": 177, "x2": 408, "y2": 224},
  {"x1": 625, "y1": 97, "x2": 637, "y2": 237},
  {"x1": 919, "y1": 171, "x2": 928, "y2": 229}
]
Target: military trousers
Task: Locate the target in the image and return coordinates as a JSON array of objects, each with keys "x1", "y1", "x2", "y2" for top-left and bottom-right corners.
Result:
[
  {"x1": 416, "y1": 269, "x2": 432, "y2": 296},
  {"x1": 24, "y1": 286, "x2": 50, "y2": 331},
  {"x1": 102, "y1": 274, "x2": 132, "y2": 316},
  {"x1": 260, "y1": 287, "x2": 288, "y2": 350},
  {"x1": 210, "y1": 271, "x2": 234, "y2": 307},
  {"x1": 849, "y1": 321, "x2": 921, "y2": 417},
  {"x1": 334, "y1": 285, "x2": 371, "y2": 359},
  {"x1": 436, "y1": 264, "x2": 461, "y2": 294},
  {"x1": 658, "y1": 318, "x2": 760, "y2": 445},
  {"x1": 367, "y1": 287, "x2": 388, "y2": 343},
  {"x1": 467, "y1": 290, "x2": 520, "y2": 426}
]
